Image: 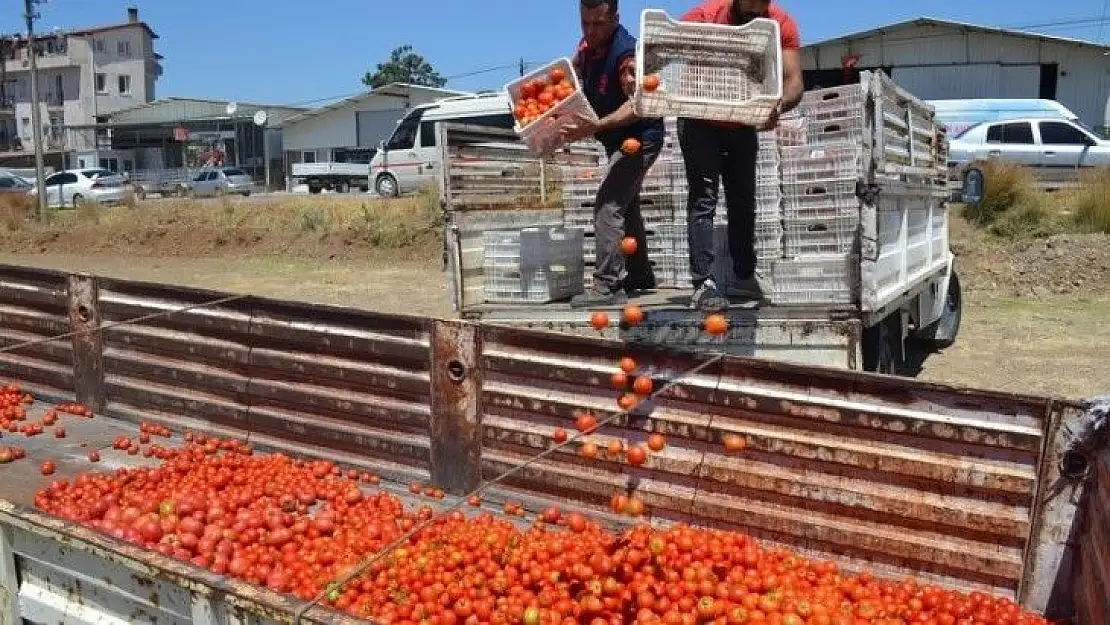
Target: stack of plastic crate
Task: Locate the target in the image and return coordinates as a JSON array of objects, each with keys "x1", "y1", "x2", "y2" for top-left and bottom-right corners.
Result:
[
  {"x1": 769, "y1": 85, "x2": 867, "y2": 306},
  {"x1": 483, "y1": 227, "x2": 585, "y2": 304},
  {"x1": 752, "y1": 129, "x2": 783, "y2": 260}
]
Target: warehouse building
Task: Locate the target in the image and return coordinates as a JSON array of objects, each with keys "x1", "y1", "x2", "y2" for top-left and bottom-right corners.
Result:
[
  {"x1": 800, "y1": 17, "x2": 1110, "y2": 131},
  {"x1": 278, "y1": 83, "x2": 467, "y2": 168}
]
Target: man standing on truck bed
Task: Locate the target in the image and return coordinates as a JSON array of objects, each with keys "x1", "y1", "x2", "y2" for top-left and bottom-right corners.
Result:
[
  {"x1": 680, "y1": 0, "x2": 805, "y2": 312},
  {"x1": 562, "y1": 0, "x2": 666, "y2": 308}
]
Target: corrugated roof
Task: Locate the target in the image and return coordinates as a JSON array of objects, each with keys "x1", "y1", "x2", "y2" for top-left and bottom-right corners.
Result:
[
  {"x1": 103, "y1": 98, "x2": 309, "y2": 127},
  {"x1": 806, "y1": 17, "x2": 1110, "y2": 51},
  {"x1": 277, "y1": 83, "x2": 470, "y2": 128}
]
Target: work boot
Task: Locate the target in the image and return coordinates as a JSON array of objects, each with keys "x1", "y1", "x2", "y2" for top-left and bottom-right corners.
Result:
[
  {"x1": 570, "y1": 285, "x2": 628, "y2": 309},
  {"x1": 689, "y1": 278, "x2": 729, "y2": 312}
]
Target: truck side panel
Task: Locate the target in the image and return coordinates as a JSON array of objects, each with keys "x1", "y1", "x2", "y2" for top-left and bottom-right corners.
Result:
[
  {"x1": 0, "y1": 265, "x2": 1096, "y2": 621},
  {"x1": 1073, "y1": 409, "x2": 1110, "y2": 625}
]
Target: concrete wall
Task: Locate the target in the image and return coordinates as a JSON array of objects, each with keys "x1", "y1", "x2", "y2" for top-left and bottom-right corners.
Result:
[
  {"x1": 802, "y1": 24, "x2": 1110, "y2": 129},
  {"x1": 282, "y1": 90, "x2": 441, "y2": 154}
]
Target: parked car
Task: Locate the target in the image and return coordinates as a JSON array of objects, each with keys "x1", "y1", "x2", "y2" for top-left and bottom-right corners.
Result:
[
  {"x1": 0, "y1": 171, "x2": 33, "y2": 196},
  {"x1": 29, "y1": 169, "x2": 128, "y2": 208},
  {"x1": 948, "y1": 117, "x2": 1110, "y2": 168},
  {"x1": 186, "y1": 167, "x2": 255, "y2": 197}
]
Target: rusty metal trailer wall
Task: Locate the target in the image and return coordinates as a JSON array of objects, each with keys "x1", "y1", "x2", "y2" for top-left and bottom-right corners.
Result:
[
  {"x1": 1074, "y1": 443, "x2": 1110, "y2": 625},
  {"x1": 0, "y1": 264, "x2": 1095, "y2": 620}
]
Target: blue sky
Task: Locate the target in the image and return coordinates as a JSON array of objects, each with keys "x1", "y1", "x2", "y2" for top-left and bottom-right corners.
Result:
[{"x1": 3, "y1": 1, "x2": 1109, "y2": 107}]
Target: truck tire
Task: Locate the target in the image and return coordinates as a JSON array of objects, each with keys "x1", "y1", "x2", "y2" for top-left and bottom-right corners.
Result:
[
  {"x1": 308, "y1": 185, "x2": 322, "y2": 195},
  {"x1": 916, "y1": 269, "x2": 962, "y2": 349},
  {"x1": 336, "y1": 182, "x2": 349, "y2": 194},
  {"x1": 863, "y1": 314, "x2": 903, "y2": 376},
  {"x1": 376, "y1": 174, "x2": 399, "y2": 198}
]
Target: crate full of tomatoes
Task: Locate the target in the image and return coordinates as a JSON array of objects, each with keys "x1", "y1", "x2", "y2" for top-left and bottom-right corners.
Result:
[{"x1": 505, "y1": 58, "x2": 599, "y2": 156}]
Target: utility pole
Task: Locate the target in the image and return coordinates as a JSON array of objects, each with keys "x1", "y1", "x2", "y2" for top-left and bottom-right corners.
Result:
[
  {"x1": 519, "y1": 58, "x2": 525, "y2": 77},
  {"x1": 24, "y1": 0, "x2": 47, "y2": 219}
]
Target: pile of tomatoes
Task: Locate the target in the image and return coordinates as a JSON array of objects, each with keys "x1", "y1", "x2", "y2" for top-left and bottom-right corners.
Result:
[
  {"x1": 513, "y1": 67, "x2": 578, "y2": 128},
  {"x1": 33, "y1": 437, "x2": 1051, "y2": 625}
]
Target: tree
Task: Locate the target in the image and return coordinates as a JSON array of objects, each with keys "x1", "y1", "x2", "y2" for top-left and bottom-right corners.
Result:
[{"x1": 362, "y1": 45, "x2": 447, "y2": 89}]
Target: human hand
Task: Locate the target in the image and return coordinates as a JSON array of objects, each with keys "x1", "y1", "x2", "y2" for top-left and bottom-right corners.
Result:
[
  {"x1": 560, "y1": 110, "x2": 600, "y2": 144},
  {"x1": 758, "y1": 101, "x2": 782, "y2": 131}
]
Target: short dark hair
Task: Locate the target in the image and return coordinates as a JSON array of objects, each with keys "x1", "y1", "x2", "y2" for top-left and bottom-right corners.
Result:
[{"x1": 581, "y1": 0, "x2": 617, "y2": 13}]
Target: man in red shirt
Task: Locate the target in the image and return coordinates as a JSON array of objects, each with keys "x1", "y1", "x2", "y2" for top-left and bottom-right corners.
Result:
[{"x1": 679, "y1": 0, "x2": 804, "y2": 312}]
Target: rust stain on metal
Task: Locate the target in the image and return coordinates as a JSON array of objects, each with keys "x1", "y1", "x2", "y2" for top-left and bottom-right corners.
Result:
[{"x1": 429, "y1": 320, "x2": 483, "y2": 495}]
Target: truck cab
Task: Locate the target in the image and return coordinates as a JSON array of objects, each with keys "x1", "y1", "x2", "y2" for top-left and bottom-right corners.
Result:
[{"x1": 371, "y1": 92, "x2": 515, "y2": 197}]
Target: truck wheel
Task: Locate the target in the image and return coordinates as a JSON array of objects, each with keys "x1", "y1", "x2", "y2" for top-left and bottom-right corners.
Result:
[
  {"x1": 308, "y1": 185, "x2": 322, "y2": 195},
  {"x1": 917, "y1": 269, "x2": 962, "y2": 349},
  {"x1": 863, "y1": 314, "x2": 903, "y2": 376},
  {"x1": 336, "y1": 182, "x2": 349, "y2": 194},
  {"x1": 376, "y1": 174, "x2": 399, "y2": 198}
]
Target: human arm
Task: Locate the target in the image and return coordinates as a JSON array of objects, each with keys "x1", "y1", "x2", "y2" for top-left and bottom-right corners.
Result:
[
  {"x1": 780, "y1": 48, "x2": 804, "y2": 113},
  {"x1": 561, "y1": 55, "x2": 640, "y2": 142}
]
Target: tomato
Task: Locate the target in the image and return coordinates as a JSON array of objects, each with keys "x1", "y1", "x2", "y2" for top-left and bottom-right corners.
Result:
[
  {"x1": 618, "y1": 394, "x2": 640, "y2": 411},
  {"x1": 619, "y1": 356, "x2": 637, "y2": 373},
  {"x1": 704, "y1": 313, "x2": 729, "y2": 337},
  {"x1": 40, "y1": 460, "x2": 55, "y2": 475},
  {"x1": 610, "y1": 371, "x2": 629, "y2": 391},
  {"x1": 87, "y1": 450, "x2": 100, "y2": 463},
  {"x1": 625, "y1": 446, "x2": 648, "y2": 467},
  {"x1": 54, "y1": 426, "x2": 66, "y2": 438},
  {"x1": 633, "y1": 376, "x2": 654, "y2": 396},
  {"x1": 642, "y1": 74, "x2": 661, "y2": 92},
  {"x1": 620, "y1": 237, "x2": 638, "y2": 256},
  {"x1": 580, "y1": 441, "x2": 599, "y2": 460},
  {"x1": 0, "y1": 448, "x2": 12, "y2": 464},
  {"x1": 647, "y1": 432, "x2": 667, "y2": 452},
  {"x1": 621, "y1": 138, "x2": 642, "y2": 155},
  {"x1": 552, "y1": 428, "x2": 569, "y2": 444},
  {"x1": 622, "y1": 305, "x2": 645, "y2": 327},
  {"x1": 549, "y1": 68, "x2": 566, "y2": 83},
  {"x1": 723, "y1": 434, "x2": 748, "y2": 453},
  {"x1": 589, "y1": 311, "x2": 609, "y2": 331},
  {"x1": 575, "y1": 413, "x2": 599, "y2": 434},
  {"x1": 606, "y1": 439, "x2": 624, "y2": 457}
]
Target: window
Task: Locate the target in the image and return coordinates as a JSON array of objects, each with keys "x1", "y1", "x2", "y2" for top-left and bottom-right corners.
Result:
[
  {"x1": 1039, "y1": 121, "x2": 1091, "y2": 146},
  {"x1": 459, "y1": 113, "x2": 516, "y2": 130},
  {"x1": 117, "y1": 40, "x2": 131, "y2": 57},
  {"x1": 301, "y1": 151, "x2": 316, "y2": 163},
  {"x1": 45, "y1": 172, "x2": 77, "y2": 185},
  {"x1": 95, "y1": 73, "x2": 107, "y2": 93},
  {"x1": 420, "y1": 121, "x2": 437, "y2": 148},
  {"x1": 385, "y1": 110, "x2": 424, "y2": 151},
  {"x1": 222, "y1": 168, "x2": 247, "y2": 177},
  {"x1": 193, "y1": 172, "x2": 208, "y2": 182},
  {"x1": 985, "y1": 122, "x2": 1033, "y2": 144},
  {"x1": 118, "y1": 75, "x2": 131, "y2": 95},
  {"x1": 94, "y1": 39, "x2": 105, "y2": 53}
]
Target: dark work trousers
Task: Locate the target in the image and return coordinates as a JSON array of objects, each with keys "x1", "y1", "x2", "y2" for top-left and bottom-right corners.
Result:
[
  {"x1": 677, "y1": 118, "x2": 759, "y2": 287},
  {"x1": 592, "y1": 140, "x2": 661, "y2": 292}
]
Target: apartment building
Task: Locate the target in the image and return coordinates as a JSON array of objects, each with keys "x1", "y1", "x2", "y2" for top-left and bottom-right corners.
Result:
[{"x1": 0, "y1": 6, "x2": 162, "y2": 168}]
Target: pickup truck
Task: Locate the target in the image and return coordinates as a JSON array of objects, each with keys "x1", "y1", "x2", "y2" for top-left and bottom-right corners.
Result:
[
  {"x1": 290, "y1": 161, "x2": 373, "y2": 195},
  {"x1": 440, "y1": 71, "x2": 959, "y2": 376},
  {"x1": 0, "y1": 265, "x2": 1105, "y2": 623}
]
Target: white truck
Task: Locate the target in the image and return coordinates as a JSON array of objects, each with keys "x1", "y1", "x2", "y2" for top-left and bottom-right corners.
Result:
[
  {"x1": 440, "y1": 71, "x2": 961, "y2": 375},
  {"x1": 290, "y1": 160, "x2": 372, "y2": 195}
]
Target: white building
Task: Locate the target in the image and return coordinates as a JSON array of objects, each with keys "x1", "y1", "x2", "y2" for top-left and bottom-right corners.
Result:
[
  {"x1": 800, "y1": 17, "x2": 1110, "y2": 131},
  {"x1": 0, "y1": 6, "x2": 163, "y2": 168},
  {"x1": 279, "y1": 83, "x2": 468, "y2": 166}
]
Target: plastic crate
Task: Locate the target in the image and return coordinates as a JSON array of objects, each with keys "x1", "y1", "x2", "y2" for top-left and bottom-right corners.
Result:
[
  {"x1": 782, "y1": 216, "x2": 858, "y2": 257},
  {"x1": 808, "y1": 115, "x2": 865, "y2": 145},
  {"x1": 483, "y1": 227, "x2": 585, "y2": 303},
  {"x1": 800, "y1": 85, "x2": 866, "y2": 123},
  {"x1": 506, "y1": 58, "x2": 599, "y2": 156},
  {"x1": 768, "y1": 255, "x2": 857, "y2": 306},
  {"x1": 782, "y1": 178, "x2": 860, "y2": 220},
  {"x1": 776, "y1": 113, "x2": 807, "y2": 146},
  {"x1": 780, "y1": 144, "x2": 863, "y2": 183},
  {"x1": 633, "y1": 10, "x2": 782, "y2": 126}
]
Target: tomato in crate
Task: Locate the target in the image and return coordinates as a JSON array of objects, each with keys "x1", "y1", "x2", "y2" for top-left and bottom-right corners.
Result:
[{"x1": 505, "y1": 58, "x2": 599, "y2": 155}]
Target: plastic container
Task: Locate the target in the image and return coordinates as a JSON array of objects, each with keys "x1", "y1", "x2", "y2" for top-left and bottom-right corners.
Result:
[
  {"x1": 768, "y1": 255, "x2": 857, "y2": 306},
  {"x1": 782, "y1": 178, "x2": 860, "y2": 221},
  {"x1": 483, "y1": 227, "x2": 585, "y2": 303},
  {"x1": 780, "y1": 144, "x2": 863, "y2": 184},
  {"x1": 634, "y1": 10, "x2": 782, "y2": 126},
  {"x1": 782, "y1": 216, "x2": 859, "y2": 257},
  {"x1": 505, "y1": 58, "x2": 599, "y2": 156}
]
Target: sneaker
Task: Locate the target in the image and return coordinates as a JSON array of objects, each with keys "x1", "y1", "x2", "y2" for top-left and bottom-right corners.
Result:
[
  {"x1": 623, "y1": 273, "x2": 657, "y2": 294},
  {"x1": 570, "y1": 286, "x2": 628, "y2": 309},
  {"x1": 728, "y1": 271, "x2": 772, "y2": 301},
  {"x1": 689, "y1": 279, "x2": 730, "y2": 312}
]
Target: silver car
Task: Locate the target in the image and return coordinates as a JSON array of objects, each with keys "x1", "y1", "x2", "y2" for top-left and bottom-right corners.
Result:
[
  {"x1": 31, "y1": 169, "x2": 128, "y2": 208},
  {"x1": 948, "y1": 117, "x2": 1110, "y2": 168},
  {"x1": 188, "y1": 168, "x2": 255, "y2": 197}
]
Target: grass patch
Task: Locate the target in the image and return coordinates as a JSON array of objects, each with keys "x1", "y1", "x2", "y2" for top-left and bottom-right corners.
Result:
[
  {"x1": 1070, "y1": 167, "x2": 1110, "y2": 234},
  {"x1": 0, "y1": 189, "x2": 443, "y2": 258}
]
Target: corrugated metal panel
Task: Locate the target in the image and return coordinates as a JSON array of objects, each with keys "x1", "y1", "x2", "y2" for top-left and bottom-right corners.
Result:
[
  {"x1": 477, "y1": 324, "x2": 1050, "y2": 597},
  {"x1": 95, "y1": 278, "x2": 435, "y2": 484},
  {"x1": 356, "y1": 109, "x2": 405, "y2": 148},
  {"x1": 1074, "y1": 446, "x2": 1110, "y2": 625},
  {"x1": 0, "y1": 265, "x2": 74, "y2": 399},
  {"x1": 107, "y1": 99, "x2": 306, "y2": 126}
]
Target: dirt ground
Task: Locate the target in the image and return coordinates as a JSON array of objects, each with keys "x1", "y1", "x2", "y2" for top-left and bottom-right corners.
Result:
[{"x1": 0, "y1": 196, "x2": 1107, "y2": 400}]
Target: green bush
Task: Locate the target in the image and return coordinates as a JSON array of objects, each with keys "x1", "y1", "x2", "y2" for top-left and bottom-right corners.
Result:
[
  {"x1": 961, "y1": 159, "x2": 1044, "y2": 230},
  {"x1": 1071, "y1": 168, "x2": 1110, "y2": 234}
]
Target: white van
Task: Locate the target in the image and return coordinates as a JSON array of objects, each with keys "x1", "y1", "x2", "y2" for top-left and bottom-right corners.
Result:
[
  {"x1": 926, "y1": 98, "x2": 1079, "y2": 138},
  {"x1": 370, "y1": 92, "x2": 514, "y2": 197}
]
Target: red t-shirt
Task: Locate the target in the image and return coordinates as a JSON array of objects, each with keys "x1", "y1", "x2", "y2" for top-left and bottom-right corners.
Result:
[{"x1": 681, "y1": 0, "x2": 801, "y2": 50}]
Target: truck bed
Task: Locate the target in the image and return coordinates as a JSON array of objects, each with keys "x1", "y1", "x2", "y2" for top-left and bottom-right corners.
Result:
[{"x1": 0, "y1": 263, "x2": 1104, "y2": 623}]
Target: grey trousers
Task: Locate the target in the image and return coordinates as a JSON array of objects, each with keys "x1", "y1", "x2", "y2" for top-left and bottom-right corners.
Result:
[{"x1": 592, "y1": 140, "x2": 662, "y2": 291}]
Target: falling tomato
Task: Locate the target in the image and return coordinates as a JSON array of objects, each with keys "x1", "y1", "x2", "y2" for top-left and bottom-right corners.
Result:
[
  {"x1": 606, "y1": 439, "x2": 624, "y2": 457},
  {"x1": 619, "y1": 356, "x2": 637, "y2": 374},
  {"x1": 621, "y1": 138, "x2": 642, "y2": 155},
  {"x1": 622, "y1": 304, "x2": 645, "y2": 327},
  {"x1": 647, "y1": 432, "x2": 667, "y2": 452},
  {"x1": 642, "y1": 74, "x2": 661, "y2": 92},
  {"x1": 40, "y1": 460, "x2": 55, "y2": 475},
  {"x1": 625, "y1": 445, "x2": 648, "y2": 467},
  {"x1": 575, "y1": 413, "x2": 599, "y2": 434},
  {"x1": 704, "y1": 313, "x2": 729, "y2": 337},
  {"x1": 723, "y1": 433, "x2": 748, "y2": 453},
  {"x1": 552, "y1": 427, "x2": 569, "y2": 443},
  {"x1": 632, "y1": 376, "x2": 654, "y2": 396},
  {"x1": 580, "y1": 441, "x2": 599, "y2": 460},
  {"x1": 620, "y1": 236, "x2": 638, "y2": 256},
  {"x1": 610, "y1": 371, "x2": 629, "y2": 391},
  {"x1": 617, "y1": 394, "x2": 639, "y2": 411},
  {"x1": 589, "y1": 311, "x2": 609, "y2": 332}
]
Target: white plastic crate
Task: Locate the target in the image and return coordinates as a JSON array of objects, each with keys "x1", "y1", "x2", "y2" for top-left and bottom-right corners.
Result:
[
  {"x1": 808, "y1": 115, "x2": 865, "y2": 145},
  {"x1": 776, "y1": 113, "x2": 807, "y2": 146},
  {"x1": 633, "y1": 10, "x2": 782, "y2": 126},
  {"x1": 782, "y1": 216, "x2": 858, "y2": 257},
  {"x1": 505, "y1": 58, "x2": 599, "y2": 156},
  {"x1": 768, "y1": 255, "x2": 857, "y2": 306},
  {"x1": 800, "y1": 85, "x2": 866, "y2": 123},
  {"x1": 483, "y1": 227, "x2": 585, "y2": 303},
  {"x1": 782, "y1": 179, "x2": 860, "y2": 220},
  {"x1": 780, "y1": 144, "x2": 863, "y2": 183}
]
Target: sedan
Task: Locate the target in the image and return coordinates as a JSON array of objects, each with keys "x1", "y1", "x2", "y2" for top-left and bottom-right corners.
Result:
[
  {"x1": 31, "y1": 169, "x2": 128, "y2": 208},
  {"x1": 0, "y1": 171, "x2": 33, "y2": 196},
  {"x1": 187, "y1": 168, "x2": 255, "y2": 197}
]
